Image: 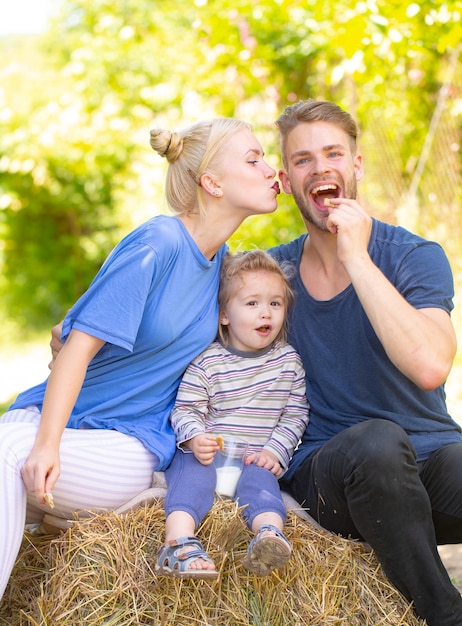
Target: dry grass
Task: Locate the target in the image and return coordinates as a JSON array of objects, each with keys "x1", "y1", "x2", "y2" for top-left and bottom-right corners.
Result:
[{"x1": 0, "y1": 498, "x2": 425, "y2": 626}]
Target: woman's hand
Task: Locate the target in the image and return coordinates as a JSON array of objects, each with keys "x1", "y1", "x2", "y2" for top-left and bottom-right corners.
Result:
[
  {"x1": 48, "y1": 321, "x2": 65, "y2": 369},
  {"x1": 21, "y1": 444, "x2": 60, "y2": 506}
]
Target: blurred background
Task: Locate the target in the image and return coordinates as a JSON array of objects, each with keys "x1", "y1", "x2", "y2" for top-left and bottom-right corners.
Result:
[{"x1": 0, "y1": 0, "x2": 461, "y2": 418}]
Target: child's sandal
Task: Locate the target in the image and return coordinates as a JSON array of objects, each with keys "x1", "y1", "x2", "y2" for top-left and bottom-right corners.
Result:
[
  {"x1": 242, "y1": 524, "x2": 292, "y2": 576},
  {"x1": 155, "y1": 536, "x2": 218, "y2": 579}
]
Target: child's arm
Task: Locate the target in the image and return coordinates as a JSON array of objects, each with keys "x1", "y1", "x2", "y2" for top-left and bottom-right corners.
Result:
[
  {"x1": 170, "y1": 359, "x2": 211, "y2": 446},
  {"x1": 21, "y1": 329, "x2": 105, "y2": 506},
  {"x1": 262, "y1": 353, "x2": 310, "y2": 469}
]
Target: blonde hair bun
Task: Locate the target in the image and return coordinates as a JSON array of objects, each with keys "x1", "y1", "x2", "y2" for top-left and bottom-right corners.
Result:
[{"x1": 150, "y1": 129, "x2": 183, "y2": 163}]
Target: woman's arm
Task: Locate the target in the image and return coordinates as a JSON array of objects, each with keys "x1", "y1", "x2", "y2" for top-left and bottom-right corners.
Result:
[{"x1": 21, "y1": 329, "x2": 105, "y2": 505}]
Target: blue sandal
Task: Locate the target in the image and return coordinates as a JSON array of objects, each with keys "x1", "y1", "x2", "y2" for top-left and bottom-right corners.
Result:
[
  {"x1": 242, "y1": 524, "x2": 292, "y2": 576},
  {"x1": 155, "y1": 536, "x2": 218, "y2": 579}
]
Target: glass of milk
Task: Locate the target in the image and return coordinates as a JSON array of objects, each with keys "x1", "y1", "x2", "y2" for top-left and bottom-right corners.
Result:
[{"x1": 214, "y1": 438, "x2": 249, "y2": 498}]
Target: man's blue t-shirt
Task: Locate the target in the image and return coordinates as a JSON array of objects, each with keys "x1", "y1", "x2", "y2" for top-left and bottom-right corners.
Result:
[
  {"x1": 269, "y1": 218, "x2": 462, "y2": 477},
  {"x1": 10, "y1": 216, "x2": 227, "y2": 469}
]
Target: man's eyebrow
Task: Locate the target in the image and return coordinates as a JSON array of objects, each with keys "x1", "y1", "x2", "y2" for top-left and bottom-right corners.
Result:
[
  {"x1": 289, "y1": 149, "x2": 311, "y2": 160},
  {"x1": 289, "y1": 143, "x2": 346, "y2": 160}
]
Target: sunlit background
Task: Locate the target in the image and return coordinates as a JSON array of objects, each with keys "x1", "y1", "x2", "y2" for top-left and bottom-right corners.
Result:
[
  {"x1": 0, "y1": 0, "x2": 461, "y2": 419},
  {"x1": 0, "y1": 0, "x2": 55, "y2": 34},
  {"x1": 0, "y1": 1, "x2": 461, "y2": 615}
]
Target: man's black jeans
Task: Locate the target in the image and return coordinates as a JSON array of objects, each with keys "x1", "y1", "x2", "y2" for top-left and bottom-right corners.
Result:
[{"x1": 281, "y1": 419, "x2": 462, "y2": 626}]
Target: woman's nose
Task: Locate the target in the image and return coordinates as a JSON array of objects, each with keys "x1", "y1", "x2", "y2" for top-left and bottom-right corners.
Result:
[{"x1": 264, "y1": 162, "x2": 277, "y2": 178}]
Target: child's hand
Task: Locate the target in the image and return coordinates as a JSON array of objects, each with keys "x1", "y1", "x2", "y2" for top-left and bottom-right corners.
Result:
[
  {"x1": 245, "y1": 449, "x2": 282, "y2": 477},
  {"x1": 185, "y1": 434, "x2": 220, "y2": 465}
]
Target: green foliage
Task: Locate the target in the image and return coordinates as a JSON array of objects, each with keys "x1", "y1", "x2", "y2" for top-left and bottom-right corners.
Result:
[
  {"x1": 228, "y1": 194, "x2": 306, "y2": 252},
  {"x1": 0, "y1": 0, "x2": 460, "y2": 328},
  {"x1": 0, "y1": 162, "x2": 122, "y2": 325}
]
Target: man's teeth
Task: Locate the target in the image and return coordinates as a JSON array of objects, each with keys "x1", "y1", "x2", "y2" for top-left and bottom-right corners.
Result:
[{"x1": 312, "y1": 184, "x2": 337, "y2": 195}]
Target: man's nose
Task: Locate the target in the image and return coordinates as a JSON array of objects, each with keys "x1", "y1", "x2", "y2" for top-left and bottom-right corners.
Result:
[{"x1": 311, "y1": 155, "x2": 331, "y2": 175}]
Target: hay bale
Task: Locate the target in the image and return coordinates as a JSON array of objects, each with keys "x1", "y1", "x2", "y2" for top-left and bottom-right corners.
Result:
[{"x1": 0, "y1": 498, "x2": 425, "y2": 625}]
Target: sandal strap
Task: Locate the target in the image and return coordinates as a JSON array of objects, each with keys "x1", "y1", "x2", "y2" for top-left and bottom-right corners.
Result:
[
  {"x1": 159, "y1": 536, "x2": 208, "y2": 561},
  {"x1": 257, "y1": 524, "x2": 286, "y2": 539},
  {"x1": 175, "y1": 547, "x2": 213, "y2": 562},
  {"x1": 248, "y1": 524, "x2": 290, "y2": 553},
  {"x1": 168, "y1": 536, "x2": 203, "y2": 549},
  {"x1": 257, "y1": 524, "x2": 289, "y2": 543},
  {"x1": 156, "y1": 536, "x2": 215, "y2": 571}
]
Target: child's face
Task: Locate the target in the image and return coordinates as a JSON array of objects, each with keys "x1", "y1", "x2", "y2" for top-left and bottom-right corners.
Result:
[{"x1": 219, "y1": 270, "x2": 287, "y2": 352}]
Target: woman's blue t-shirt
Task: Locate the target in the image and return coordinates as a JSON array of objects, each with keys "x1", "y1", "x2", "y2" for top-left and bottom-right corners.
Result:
[{"x1": 10, "y1": 216, "x2": 227, "y2": 469}]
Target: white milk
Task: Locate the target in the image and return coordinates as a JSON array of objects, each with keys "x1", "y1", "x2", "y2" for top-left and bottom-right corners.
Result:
[{"x1": 216, "y1": 466, "x2": 242, "y2": 498}]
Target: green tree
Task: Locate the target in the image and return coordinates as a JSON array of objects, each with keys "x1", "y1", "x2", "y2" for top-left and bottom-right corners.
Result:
[{"x1": 0, "y1": 0, "x2": 460, "y2": 328}]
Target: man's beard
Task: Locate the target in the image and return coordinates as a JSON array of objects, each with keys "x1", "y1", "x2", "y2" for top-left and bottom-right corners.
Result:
[
  {"x1": 292, "y1": 176, "x2": 358, "y2": 232},
  {"x1": 292, "y1": 189, "x2": 329, "y2": 231}
]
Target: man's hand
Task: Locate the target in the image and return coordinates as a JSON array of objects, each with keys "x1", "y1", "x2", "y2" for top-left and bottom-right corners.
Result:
[
  {"x1": 48, "y1": 321, "x2": 65, "y2": 369},
  {"x1": 325, "y1": 197, "x2": 372, "y2": 266},
  {"x1": 184, "y1": 434, "x2": 220, "y2": 465},
  {"x1": 245, "y1": 449, "x2": 282, "y2": 476}
]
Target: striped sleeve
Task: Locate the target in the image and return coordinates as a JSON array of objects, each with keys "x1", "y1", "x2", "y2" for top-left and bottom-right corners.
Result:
[{"x1": 170, "y1": 341, "x2": 310, "y2": 466}]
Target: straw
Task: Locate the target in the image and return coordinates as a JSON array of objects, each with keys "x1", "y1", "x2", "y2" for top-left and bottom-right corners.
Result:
[{"x1": 0, "y1": 498, "x2": 425, "y2": 625}]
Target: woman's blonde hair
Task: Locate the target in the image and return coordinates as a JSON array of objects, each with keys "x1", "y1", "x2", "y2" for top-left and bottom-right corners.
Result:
[
  {"x1": 150, "y1": 118, "x2": 251, "y2": 218},
  {"x1": 218, "y1": 250, "x2": 295, "y2": 346}
]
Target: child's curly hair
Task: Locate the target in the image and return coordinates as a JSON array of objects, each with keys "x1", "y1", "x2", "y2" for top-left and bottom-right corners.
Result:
[{"x1": 218, "y1": 250, "x2": 295, "y2": 346}]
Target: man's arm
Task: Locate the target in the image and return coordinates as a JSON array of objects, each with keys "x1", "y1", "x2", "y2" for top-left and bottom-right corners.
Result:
[
  {"x1": 347, "y1": 259, "x2": 456, "y2": 390},
  {"x1": 328, "y1": 199, "x2": 457, "y2": 390}
]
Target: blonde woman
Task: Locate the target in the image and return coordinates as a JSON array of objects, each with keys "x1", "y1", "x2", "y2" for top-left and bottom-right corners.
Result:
[{"x1": 0, "y1": 117, "x2": 280, "y2": 600}]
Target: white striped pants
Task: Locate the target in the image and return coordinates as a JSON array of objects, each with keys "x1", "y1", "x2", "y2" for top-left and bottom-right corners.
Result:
[{"x1": 0, "y1": 407, "x2": 158, "y2": 600}]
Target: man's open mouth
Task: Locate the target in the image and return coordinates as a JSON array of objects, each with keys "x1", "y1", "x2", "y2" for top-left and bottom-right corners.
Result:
[{"x1": 310, "y1": 183, "x2": 339, "y2": 209}]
